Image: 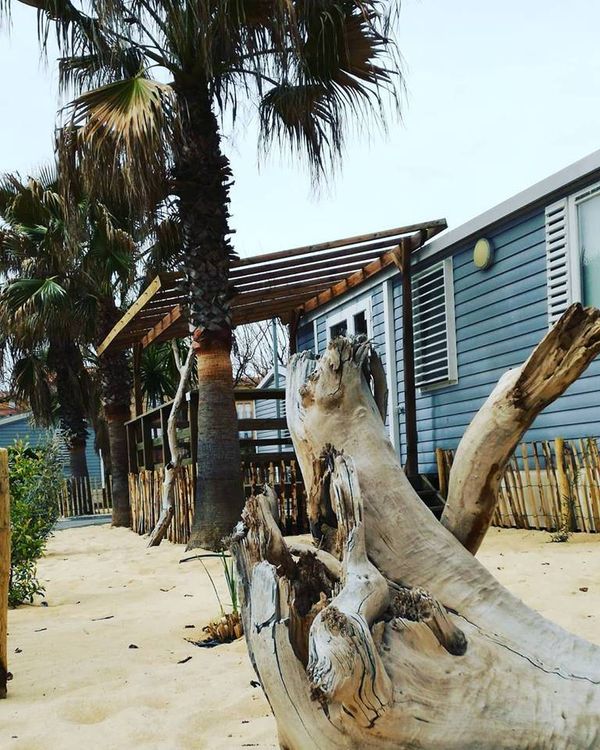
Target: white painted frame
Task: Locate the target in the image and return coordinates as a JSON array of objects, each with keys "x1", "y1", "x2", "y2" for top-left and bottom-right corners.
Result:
[
  {"x1": 415, "y1": 257, "x2": 458, "y2": 392},
  {"x1": 383, "y1": 279, "x2": 401, "y2": 457},
  {"x1": 567, "y1": 180, "x2": 600, "y2": 305},
  {"x1": 326, "y1": 297, "x2": 373, "y2": 341}
]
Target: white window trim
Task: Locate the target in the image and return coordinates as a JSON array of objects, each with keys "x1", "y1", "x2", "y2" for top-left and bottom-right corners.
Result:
[
  {"x1": 414, "y1": 257, "x2": 458, "y2": 393},
  {"x1": 545, "y1": 179, "x2": 600, "y2": 327},
  {"x1": 567, "y1": 181, "x2": 600, "y2": 304},
  {"x1": 326, "y1": 298, "x2": 373, "y2": 340}
]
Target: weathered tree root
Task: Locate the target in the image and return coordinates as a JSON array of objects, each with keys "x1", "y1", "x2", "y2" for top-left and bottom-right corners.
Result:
[{"x1": 231, "y1": 335, "x2": 600, "y2": 749}]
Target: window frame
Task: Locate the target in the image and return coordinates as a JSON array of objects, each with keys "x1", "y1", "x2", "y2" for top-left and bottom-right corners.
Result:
[
  {"x1": 326, "y1": 298, "x2": 373, "y2": 341},
  {"x1": 546, "y1": 179, "x2": 600, "y2": 327},
  {"x1": 412, "y1": 257, "x2": 458, "y2": 392},
  {"x1": 567, "y1": 181, "x2": 600, "y2": 306}
]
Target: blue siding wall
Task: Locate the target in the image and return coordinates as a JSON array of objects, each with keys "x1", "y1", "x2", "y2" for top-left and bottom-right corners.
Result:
[
  {"x1": 297, "y1": 204, "x2": 600, "y2": 475},
  {"x1": 0, "y1": 415, "x2": 103, "y2": 479},
  {"x1": 409, "y1": 210, "x2": 547, "y2": 470},
  {"x1": 410, "y1": 206, "x2": 600, "y2": 472},
  {"x1": 297, "y1": 322, "x2": 314, "y2": 352}
]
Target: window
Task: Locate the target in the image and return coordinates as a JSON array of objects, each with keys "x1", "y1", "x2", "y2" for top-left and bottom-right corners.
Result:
[
  {"x1": 412, "y1": 258, "x2": 457, "y2": 389},
  {"x1": 326, "y1": 299, "x2": 372, "y2": 341},
  {"x1": 545, "y1": 182, "x2": 600, "y2": 326}
]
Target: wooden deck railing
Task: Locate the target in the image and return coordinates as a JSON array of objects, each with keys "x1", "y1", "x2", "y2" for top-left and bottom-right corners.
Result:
[{"x1": 125, "y1": 388, "x2": 308, "y2": 541}]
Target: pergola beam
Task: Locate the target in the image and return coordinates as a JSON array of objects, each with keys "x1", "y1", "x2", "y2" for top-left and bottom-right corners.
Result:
[
  {"x1": 141, "y1": 305, "x2": 183, "y2": 348},
  {"x1": 232, "y1": 220, "x2": 446, "y2": 267},
  {"x1": 96, "y1": 275, "x2": 163, "y2": 355},
  {"x1": 96, "y1": 220, "x2": 448, "y2": 355}
]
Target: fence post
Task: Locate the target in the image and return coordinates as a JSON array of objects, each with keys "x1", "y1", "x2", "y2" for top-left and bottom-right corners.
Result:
[
  {"x1": 0, "y1": 448, "x2": 10, "y2": 698},
  {"x1": 555, "y1": 437, "x2": 571, "y2": 539},
  {"x1": 435, "y1": 448, "x2": 447, "y2": 500}
]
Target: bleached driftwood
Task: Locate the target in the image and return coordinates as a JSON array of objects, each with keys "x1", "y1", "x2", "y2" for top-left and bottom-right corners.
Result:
[
  {"x1": 442, "y1": 303, "x2": 600, "y2": 553},
  {"x1": 232, "y1": 335, "x2": 600, "y2": 750},
  {"x1": 147, "y1": 343, "x2": 195, "y2": 547}
]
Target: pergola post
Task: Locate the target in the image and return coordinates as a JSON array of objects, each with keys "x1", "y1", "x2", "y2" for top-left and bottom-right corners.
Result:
[
  {"x1": 133, "y1": 343, "x2": 143, "y2": 417},
  {"x1": 396, "y1": 237, "x2": 419, "y2": 479}
]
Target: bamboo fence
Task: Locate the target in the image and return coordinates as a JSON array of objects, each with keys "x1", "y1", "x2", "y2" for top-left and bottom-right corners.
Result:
[
  {"x1": 436, "y1": 437, "x2": 600, "y2": 532},
  {"x1": 58, "y1": 477, "x2": 113, "y2": 518},
  {"x1": 128, "y1": 456, "x2": 307, "y2": 544}
]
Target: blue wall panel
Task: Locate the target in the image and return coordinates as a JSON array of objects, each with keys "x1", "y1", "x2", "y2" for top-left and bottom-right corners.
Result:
[
  {"x1": 296, "y1": 200, "x2": 600, "y2": 475},
  {"x1": 0, "y1": 415, "x2": 102, "y2": 478},
  {"x1": 297, "y1": 322, "x2": 315, "y2": 352}
]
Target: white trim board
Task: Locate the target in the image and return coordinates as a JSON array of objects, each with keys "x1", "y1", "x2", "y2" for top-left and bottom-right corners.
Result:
[
  {"x1": 326, "y1": 298, "x2": 373, "y2": 340},
  {"x1": 0, "y1": 411, "x2": 32, "y2": 427},
  {"x1": 419, "y1": 149, "x2": 600, "y2": 265}
]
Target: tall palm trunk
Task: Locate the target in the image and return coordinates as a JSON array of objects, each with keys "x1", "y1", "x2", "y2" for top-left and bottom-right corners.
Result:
[
  {"x1": 98, "y1": 301, "x2": 133, "y2": 527},
  {"x1": 48, "y1": 339, "x2": 93, "y2": 514},
  {"x1": 173, "y1": 79, "x2": 244, "y2": 550}
]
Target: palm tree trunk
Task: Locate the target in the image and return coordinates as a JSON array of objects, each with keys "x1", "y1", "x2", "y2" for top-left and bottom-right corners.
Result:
[
  {"x1": 98, "y1": 302, "x2": 133, "y2": 528},
  {"x1": 172, "y1": 79, "x2": 244, "y2": 550}
]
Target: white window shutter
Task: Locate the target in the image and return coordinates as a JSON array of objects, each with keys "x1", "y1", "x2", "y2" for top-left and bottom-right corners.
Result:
[
  {"x1": 412, "y1": 260, "x2": 456, "y2": 388},
  {"x1": 545, "y1": 199, "x2": 572, "y2": 327}
]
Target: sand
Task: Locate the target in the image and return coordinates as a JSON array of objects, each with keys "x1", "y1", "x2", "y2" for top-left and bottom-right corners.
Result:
[{"x1": 4, "y1": 525, "x2": 600, "y2": 749}]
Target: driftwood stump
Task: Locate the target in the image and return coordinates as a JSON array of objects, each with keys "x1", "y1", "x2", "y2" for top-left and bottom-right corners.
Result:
[{"x1": 232, "y1": 318, "x2": 600, "y2": 750}]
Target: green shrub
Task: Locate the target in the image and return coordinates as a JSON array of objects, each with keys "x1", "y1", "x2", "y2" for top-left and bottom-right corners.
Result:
[{"x1": 8, "y1": 439, "x2": 63, "y2": 607}]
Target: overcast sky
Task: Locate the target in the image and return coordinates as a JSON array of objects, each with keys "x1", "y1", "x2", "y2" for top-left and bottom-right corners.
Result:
[{"x1": 1, "y1": 0, "x2": 600, "y2": 258}]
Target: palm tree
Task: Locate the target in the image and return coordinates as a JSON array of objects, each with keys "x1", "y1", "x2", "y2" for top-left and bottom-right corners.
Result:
[
  {"x1": 9, "y1": 0, "x2": 403, "y2": 548},
  {"x1": 0, "y1": 169, "x2": 143, "y2": 524},
  {"x1": 0, "y1": 172, "x2": 96, "y2": 511}
]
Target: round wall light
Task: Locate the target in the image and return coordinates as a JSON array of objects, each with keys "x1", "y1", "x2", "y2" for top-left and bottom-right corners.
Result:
[{"x1": 473, "y1": 237, "x2": 494, "y2": 269}]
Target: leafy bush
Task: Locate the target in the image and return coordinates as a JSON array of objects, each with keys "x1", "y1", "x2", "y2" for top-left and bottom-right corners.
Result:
[{"x1": 8, "y1": 439, "x2": 63, "y2": 607}]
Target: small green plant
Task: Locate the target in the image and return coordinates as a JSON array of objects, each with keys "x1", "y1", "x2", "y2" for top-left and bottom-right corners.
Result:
[
  {"x1": 195, "y1": 551, "x2": 242, "y2": 643},
  {"x1": 9, "y1": 439, "x2": 63, "y2": 606}
]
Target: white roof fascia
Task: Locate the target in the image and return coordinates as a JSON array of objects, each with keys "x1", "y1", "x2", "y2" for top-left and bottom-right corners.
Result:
[
  {"x1": 300, "y1": 150, "x2": 600, "y2": 322},
  {"x1": 418, "y1": 149, "x2": 600, "y2": 264},
  {"x1": 0, "y1": 411, "x2": 33, "y2": 427},
  {"x1": 257, "y1": 367, "x2": 287, "y2": 390}
]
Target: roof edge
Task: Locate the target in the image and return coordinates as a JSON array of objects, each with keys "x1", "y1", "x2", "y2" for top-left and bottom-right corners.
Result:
[{"x1": 419, "y1": 149, "x2": 600, "y2": 262}]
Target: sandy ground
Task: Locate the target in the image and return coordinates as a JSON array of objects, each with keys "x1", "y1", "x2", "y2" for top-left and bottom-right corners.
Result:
[{"x1": 4, "y1": 525, "x2": 600, "y2": 749}]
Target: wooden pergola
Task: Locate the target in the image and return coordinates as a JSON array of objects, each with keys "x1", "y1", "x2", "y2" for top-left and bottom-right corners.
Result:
[
  {"x1": 97, "y1": 219, "x2": 447, "y2": 356},
  {"x1": 98, "y1": 219, "x2": 447, "y2": 479}
]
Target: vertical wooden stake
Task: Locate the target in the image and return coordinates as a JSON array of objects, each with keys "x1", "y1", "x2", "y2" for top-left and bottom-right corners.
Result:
[
  {"x1": 555, "y1": 437, "x2": 571, "y2": 540},
  {"x1": 0, "y1": 448, "x2": 10, "y2": 699},
  {"x1": 436, "y1": 448, "x2": 447, "y2": 499}
]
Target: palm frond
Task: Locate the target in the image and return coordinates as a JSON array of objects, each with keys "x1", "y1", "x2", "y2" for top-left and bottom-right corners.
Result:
[
  {"x1": 12, "y1": 352, "x2": 55, "y2": 426},
  {"x1": 61, "y1": 73, "x2": 179, "y2": 210}
]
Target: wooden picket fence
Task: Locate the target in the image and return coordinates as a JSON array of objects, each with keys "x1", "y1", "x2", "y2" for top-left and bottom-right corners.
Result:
[
  {"x1": 58, "y1": 477, "x2": 113, "y2": 517},
  {"x1": 128, "y1": 455, "x2": 307, "y2": 544},
  {"x1": 436, "y1": 437, "x2": 600, "y2": 532},
  {"x1": 129, "y1": 465, "x2": 195, "y2": 544}
]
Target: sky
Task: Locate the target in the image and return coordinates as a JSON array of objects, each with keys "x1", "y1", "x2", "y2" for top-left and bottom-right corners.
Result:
[{"x1": 1, "y1": 0, "x2": 600, "y2": 258}]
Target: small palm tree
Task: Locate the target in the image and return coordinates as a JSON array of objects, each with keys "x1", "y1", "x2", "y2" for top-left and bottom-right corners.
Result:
[{"x1": 8, "y1": 0, "x2": 403, "y2": 547}]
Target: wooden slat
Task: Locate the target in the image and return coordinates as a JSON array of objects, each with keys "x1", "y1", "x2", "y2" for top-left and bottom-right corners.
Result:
[
  {"x1": 238, "y1": 417, "x2": 288, "y2": 431},
  {"x1": 231, "y1": 252, "x2": 385, "y2": 287},
  {"x1": 96, "y1": 275, "x2": 163, "y2": 354},
  {"x1": 141, "y1": 305, "x2": 183, "y2": 348},
  {"x1": 230, "y1": 239, "x2": 395, "y2": 279},
  {"x1": 232, "y1": 220, "x2": 447, "y2": 267},
  {"x1": 234, "y1": 388, "x2": 285, "y2": 401},
  {"x1": 240, "y1": 437, "x2": 294, "y2": 447},
  {"x1": 98, "y1": 220, "x2": 448, "y2": 354}
]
